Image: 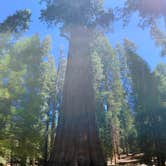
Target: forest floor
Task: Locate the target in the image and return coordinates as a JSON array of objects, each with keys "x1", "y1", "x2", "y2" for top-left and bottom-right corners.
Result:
[{"x1": 108, "y1": 153, "x2": 147, "y2": 166}]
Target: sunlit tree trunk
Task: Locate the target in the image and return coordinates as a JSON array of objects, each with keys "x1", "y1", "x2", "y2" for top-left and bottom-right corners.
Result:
[
  {"x1": 51, "y1": 101, "x2": 56, "y2": 149},
  {"x1": 47, "y1": 26, "x2": 106, "y2": 166},
  {"x1": 32, "y1": 158, "x2": 35, "y2": 166},
  {"x1": 44, "y1": 99, "x2": 51, "y2": 164},
  {"x1": 111, "y1": 124, "x2": 119, "y2": 165}
]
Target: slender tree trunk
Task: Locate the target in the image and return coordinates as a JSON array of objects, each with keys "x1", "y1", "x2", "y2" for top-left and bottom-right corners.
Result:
[
  {"x1": 47, "y1": 26, "x2": 106, "y2": 166},
  {"x1": 125, "y1": 137, "x2": 129, "y2": 156},
  {"x1": 51, "y1": 101, "x2": 56, "y2": 149},
  {"x1": 10, "y1": 143, "x2": 13, "y2": 166},
  {"x1": 32, "y1": 158, "x2": 35, "y2": 166},
  {"x1": 44, "y1": 100, "x2": 51, "y2": 164},
  {"x1": 111, "y1": 126, "x2": 119, "y2": 165}
]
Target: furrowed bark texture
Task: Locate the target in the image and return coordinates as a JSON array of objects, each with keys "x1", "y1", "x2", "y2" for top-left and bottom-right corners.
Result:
[{"x1": 47, "y1": 27, "x2": 106, "y2": 166}]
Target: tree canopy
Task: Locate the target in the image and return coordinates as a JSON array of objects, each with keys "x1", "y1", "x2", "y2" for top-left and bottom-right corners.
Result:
[
  {"x1": 0, "y1": 10, "x2": 31, "y2": 33},
  {"x1": 40, "y1": 0, "x2": 114, "y2": 34}
]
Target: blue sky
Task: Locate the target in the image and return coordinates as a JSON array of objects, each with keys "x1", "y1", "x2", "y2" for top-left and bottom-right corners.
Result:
[{"x1": 0, "y1": 0, "x2": 166, "y2": 69}]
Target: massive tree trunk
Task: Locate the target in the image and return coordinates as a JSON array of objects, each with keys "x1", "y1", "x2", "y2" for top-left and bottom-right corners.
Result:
[{"x1": 47, "y1": 26, "x2": 106, "y2": 166}]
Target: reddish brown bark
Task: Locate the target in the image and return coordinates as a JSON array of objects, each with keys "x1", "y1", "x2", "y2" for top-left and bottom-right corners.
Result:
[{"x1": 47, "y1": 27, "x2": 106, "y2": 166}]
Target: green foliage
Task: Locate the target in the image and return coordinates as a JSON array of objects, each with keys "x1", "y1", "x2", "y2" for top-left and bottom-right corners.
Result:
[
  {"x1": 152, "y1": 63, "x2": 166, "y2": 162},
  {"x1": 40, "y1": 0, "x2": 114, "y2": 32},
  {"x1": 154, "y1": 63, "x2": 166, "y2": 106},
  {"x1": 151, "y1": 25, "x2": 166, "y2": 56},
  {"x1": 1, "y1": 1, "x2": 166, "y2": 165},
  {"x1": 0, "y1": 10, "x2": 31, "y2": 33},
  {"x1": 0, "y1": 33, "x2": 57, "y2": 164},
  {"x1": 119, "y1": 38, "x2": 166, "y2": 164},
  {"x1": 91, "y1": 34, "x2": 135, "y2": 161},
  {"x1": 55, "y1": 53, "x2": 67, "y2": 108},
  {"x1": 122, "y1": 0, "x2": 166, "y2": 27},
  {"x1": 121, "y1": 1, "x2": 166, "y2": 57}
]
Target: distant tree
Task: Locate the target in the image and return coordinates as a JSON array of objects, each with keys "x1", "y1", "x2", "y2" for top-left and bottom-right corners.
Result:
[
  {"x1": 123, "y1": 39, "x2": 155, "y2": 159},
  {"x1": 116, "y1": 42, "x2": 138, "y2": 154},
  {"x1": 121, "y1": 39, "x2": 166, "y2": 165},
  {"x1": 0, "y1": 34, "x2": 15, "y2": 163},
  {"x1": 50, "y1": 50, "x2": 67, "y2": 149},
  {"x1": 40, "y1": 36, "x2": 57, "y2": 164},
  {"x1": 154, "y1": 63, "x2": 166, "y2": 106},
  {"x1": 0, "y1": 34, "x2": 56, "y2": 165},
  {"x1": 91, "y1": 34, "x2": 122, "y2": 164},
  {"x1": 153, "y1": 63, "x2": 166, "y2": 165},
  {"x1": 91, "y1": 34, "x2": 135, "y2": 164},
  {"x1": 10, "y1": 35, "x2": 48, "y2": 165}
]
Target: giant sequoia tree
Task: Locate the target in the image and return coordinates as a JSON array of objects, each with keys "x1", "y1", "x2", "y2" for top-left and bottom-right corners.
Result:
[{"x1": 40, "y1": 1, "x2": 113, "y2": 166}]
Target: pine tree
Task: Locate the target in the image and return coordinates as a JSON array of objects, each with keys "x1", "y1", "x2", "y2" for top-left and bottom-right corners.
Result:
[
  {"x1": 153, "y1": 63, "x2": 166, "y2": 165},
  {"x1": 40, "y1": 36, "x2": 57, "y2": 164},
  {"x1": 91, "y1": 34, "x2": 135, "y2": 164},
  {"x1": 91, "y1": 34, "x2": 122, "y2": 164},
  {"x1": 0, "y1": 34, "x2": 56, "y2": 165},
  {"x1": 120, "y1": 39, "x2": 166, "y2": 165},
  {"x1": 50, "y1": 49, "x2": 67, "y2": 149}
]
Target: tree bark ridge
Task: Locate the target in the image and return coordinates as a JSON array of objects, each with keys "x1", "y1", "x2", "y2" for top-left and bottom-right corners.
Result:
[{"x1": 47, "y1": 26, "x2": 106, "y2": 166}]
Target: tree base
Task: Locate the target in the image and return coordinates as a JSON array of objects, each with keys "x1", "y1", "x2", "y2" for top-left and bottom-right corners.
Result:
[{"x1": 46, "y1": 160, "x2": 107, "y2": 166}]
